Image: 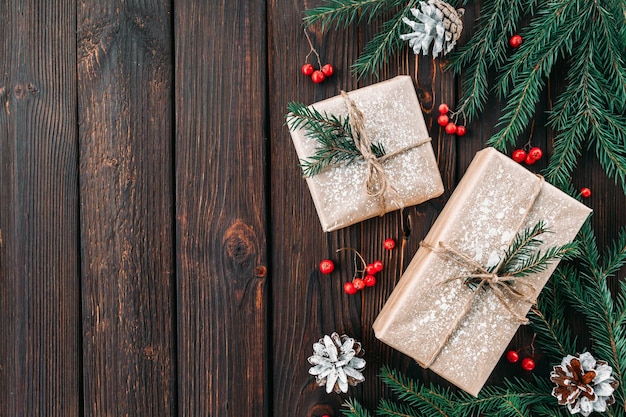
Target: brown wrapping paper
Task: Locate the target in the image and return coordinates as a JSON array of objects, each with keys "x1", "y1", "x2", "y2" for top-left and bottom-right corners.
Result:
[
  {"x1": 289, "y1": 76, "x2": 444, "y2": 232},
  {"x1": 373, "y1": 147, "x2": 592, "y2": 396}
]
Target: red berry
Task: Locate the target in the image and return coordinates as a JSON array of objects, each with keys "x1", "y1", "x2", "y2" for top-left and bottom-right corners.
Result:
[
  {"x1": 580, "y1": 187, "x2": 591, "y2": 198},
  {"x1": 343, "y1": 281, "x2": 358, "y2": 295},
  {"x1": 437, "y1": 114, "x2": 449, "y2": 127},
  {"x1": 311, "y1": 70, "x2": 325, "y2": 84},
  {"x1": 529, "y1": 147, "x2": 543, "y2": 160},
  {"x1": 384, "y1": 238, "x2": 396, "y2": 250},
  {"x1": 524, "y1": 153, "x2": 537, "y2": 165},
  {"x1": 506, "y1": 350, "x2": 520, "y2": 363},
  {"x1": 509, "y1": 34, "x2": 523, "y2": 48},
  {"x1": 373, "y1": 260, "x2": 383, "y2": 272},
  {"x1": 438, "y1": 103, "x2": 449, "y2": 114},
  {"x1": 456, "y1": 125, "x2": 467, "y2": 136},
  {"x1": 512, "y1": 149, "x2": 527, "y2": 163},
  {"x1": 319, "y1": 259, "x2": 335, "y2": 274},
  {"x1": 301, "y1": 63, "x2": 314, "y2": 76},
  {"x1": 321, "y1": 64, "x2": 334, "y2": 77},
  {"x1": 521, "y1": 357, "x2": 535, "y2": 371},
  {"x1": 364, "y1": 275, "x2": 377, "y2": 287},
  {"x1": 445, "y1": 122, "x2": 457, "y2": 135},
  {"x1": 365, "y1": 264, "x2": 377, "y2": 275},
  {"x1": 353, "y1": 278, "x2": 365, "y2": 290}
]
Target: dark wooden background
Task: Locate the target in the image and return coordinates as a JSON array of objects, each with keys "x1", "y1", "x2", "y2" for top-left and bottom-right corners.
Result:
[{"x1": 1, "y1": 0, "x2": 624, "y2": 416}]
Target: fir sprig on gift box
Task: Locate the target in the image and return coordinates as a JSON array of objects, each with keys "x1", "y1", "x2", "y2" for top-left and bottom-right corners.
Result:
[
  {"x1": 303, "y1": 0, "x2": 626, "y2": 192},
  {"x1": 341, "y1": 219, "x2": 626, "y2": 416},
  {"x1": 497, "y1": 220, "x2": 580, "y2": 278},
  {"x1": 286, "y1": 101, "x2": 386, "y2": 177}
]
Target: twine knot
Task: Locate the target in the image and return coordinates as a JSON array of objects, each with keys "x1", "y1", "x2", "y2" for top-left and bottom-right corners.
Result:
[{"x1": 341, "y1": 91, "x2": 431, "y2": 213}]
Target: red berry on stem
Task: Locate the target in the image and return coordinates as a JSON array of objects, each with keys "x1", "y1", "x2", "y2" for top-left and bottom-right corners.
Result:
[
  {"x1": 301, "y1": 63, "x2": 314, "y2": 76},
  {"x1": 319, "y1": 259, "x2": 335, "y2": 274},
  {"x1": 437, "y1": 114, "x2": 449, "y2": 127},
  {"x1": 524, "y1": 153, "x2": 537, "y2": 165},
  {"x1": 373, "y1": 260, "x2": 384, "y2": 272},
  {"x1": 365, "y1": 264, "x2": 377, "y2": 275},
  {"x1": 311, "y1": 70, "x2": 325, "y2": 84},
  {"x1": 364, "y1": 275, "x2": 377, "y2": 287},
  {"x1": 445, "y1": 123, "x2": 457, "y2": 135},
  {"x1": 512, "y1": 149, "x2": 527, "y2": 163},
  {"x1": 353, "y1": 278, "x2": 365, "y2": 291},
  {"x1": 343, "y1": 281, "x2": 358, "y2": 295},
  {"x1": 384, "y1": 238, "x2": 396, "y2": 250},
  {"x1": 506, "y1": 350, "x2": 520, "y2": 363},
  {"x1": 438, "y1": 103, "x2": 449, "y2": 114},
  {"x1": 580, "y1": 187, "x2": 591, "y2": 198},
  {"x1": 529, "y1": 147, "x2": 543, "y2": 160},
  {"x1": 509, "y1": 34, "x2": 523, "y2": 48},
  {"x1": 321, "y1": 64, "x2": 334, "y2": 77},
  {"x1": 521, "y1": 357, "x2": 535, "y2": 371},
  {"x1": 456, "y1": 125, "x2": 467, "y2": 136}
]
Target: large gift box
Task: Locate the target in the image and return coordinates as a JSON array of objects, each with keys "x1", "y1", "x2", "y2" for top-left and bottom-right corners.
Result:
[
  {"x1": 373, "y1": 147, "x2": 592, "y2": 396},
  {"x1": 288, "y1": 76, "x2": 444, "y2": 232}
]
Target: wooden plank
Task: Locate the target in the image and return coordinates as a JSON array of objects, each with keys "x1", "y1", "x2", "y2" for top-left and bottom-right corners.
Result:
[
  {"x1": 174, "y1": 1, "x2": 269, "y2": 416},
  {"x1": 76, "y1": 1, "x2": 175, "y2": 415},
  {"x1": 0, "y1": 1, "x2": 81, "y2": 416},
  {"x1": 267, "y1": 2, "x2": 360, "y2": 414}
]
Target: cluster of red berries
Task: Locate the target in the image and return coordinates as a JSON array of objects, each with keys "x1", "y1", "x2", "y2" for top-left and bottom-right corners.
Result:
[
  {"x1": 506, "y1": 349, "x2": 536, "y2": 371},
  {"x1": 505, "y1": 335, "x2": 537, "y2": 371},
  {"x1": 511, "y1": 147, "x2": 543, "y2": 165},
  {"x1": 301, "y1": 63, "x2": 334, "y2": 84},
  {"x1": 437, "y1": 103, "x2": 467, "y2": 136},
  {"x1": 318, "y1": 238, "x2": 397, "y2": 295}
]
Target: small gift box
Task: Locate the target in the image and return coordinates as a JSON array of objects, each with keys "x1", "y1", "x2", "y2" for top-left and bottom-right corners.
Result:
[
  {"x1": 287, "y1": 76, "x2": 444, "y2": 232},
  {"x1": 373, "y1": 147, "x2": 592, "y2": 396}
]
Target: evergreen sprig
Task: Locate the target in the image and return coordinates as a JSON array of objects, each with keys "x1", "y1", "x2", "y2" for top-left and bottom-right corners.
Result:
[
  {"x1": 464, "y1": 221, "x2": 579, "y2": 290},
  {"x1": 286, "y1": 101, "x2": 386, "y2": 176}
]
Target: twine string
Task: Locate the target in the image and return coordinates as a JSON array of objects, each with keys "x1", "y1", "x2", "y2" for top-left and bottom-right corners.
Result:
[{"x1": 341, "y1": 91, "x2": 431, "y2": 215}]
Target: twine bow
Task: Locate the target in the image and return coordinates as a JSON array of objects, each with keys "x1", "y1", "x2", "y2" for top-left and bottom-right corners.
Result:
[
  {"x1": 341, "y1": 91, "x2": 431, "y2": 214},
  {"x1": 418, "y1": 174, "x2": 545, "y2": 369}
]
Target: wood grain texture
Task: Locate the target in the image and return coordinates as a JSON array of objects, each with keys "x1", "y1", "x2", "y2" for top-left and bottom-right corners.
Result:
[
  {"x1": 174, "y1": 1, "x2": 269, "y2": 416},
  {"x1": 0, "y1": 1, "x2": 81, "y2": 416},
  {"x1": 77, "y1": 1, "x2": 175, "y2": 416},
  {"x1": 267, "y1": 1, "x2": 361, "y2": 414}
]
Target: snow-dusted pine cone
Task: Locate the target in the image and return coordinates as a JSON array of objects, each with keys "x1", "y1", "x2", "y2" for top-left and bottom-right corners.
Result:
[
  {"x1": 400, "y1": 0, "x2": 464, "y2": 58},
  {"x1": 550, "y1": 352, "x2": 619, "y2": 416},
  {"x1": 308, "y1": 332, "x2": 366, "y2": 393}
]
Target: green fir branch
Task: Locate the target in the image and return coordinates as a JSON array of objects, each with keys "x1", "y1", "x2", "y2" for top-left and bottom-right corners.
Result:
[
  {"x1": 446, "y1": 0, "x2": 535, "y2": 120},
  {"x1": 286, "y1": 101, "x2": 386, "y2": 176},
  {"x1": 379, "y1": 366, "x2": 456, "y2": 416},
  {"x1": 303, "y1": 0, "x2": 401, "y2": 31},
  {"x1": 377, "y1": 399, "x2": 421, "y2": 417},
  {"x1": 529, "y1": 274, "x2": 577, "y2": 360},
  {"x1": 341, "y1": 398, "x2": 373, "y2": 417},
  {"x1": 495, "y1": 221, "x2": 579, "y2": 278},
  {"x1": 351, "y1": 1, "x2": 419, "y2": 80}
]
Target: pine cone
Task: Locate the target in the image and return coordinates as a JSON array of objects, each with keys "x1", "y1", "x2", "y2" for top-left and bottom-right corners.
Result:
[
  {"x1": 308, "y1": 332, "x2": 366, "y2": 393},
  {"x1": 400, "y1": 0, "x2": 464, "y2": 58},
  {"x1": 550, "y1": 352, "x2": 619, "y2": 416}
]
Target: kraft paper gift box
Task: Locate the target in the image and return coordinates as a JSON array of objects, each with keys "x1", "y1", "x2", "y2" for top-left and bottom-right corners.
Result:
[
  {"x1": 288, "y1": 75, "x2": 444, "y2": 232},
  {"x1": 373, "y1": 147, "x2": 592, "y2": 396}
]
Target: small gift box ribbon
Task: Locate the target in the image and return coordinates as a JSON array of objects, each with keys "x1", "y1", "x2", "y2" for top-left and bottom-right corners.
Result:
[
  {"x1": 417, "y1": 175, "x2": 578, "y2": 369},
  {"x1": 340, "y1": 91, "x2": 432, "y2": 214}
]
